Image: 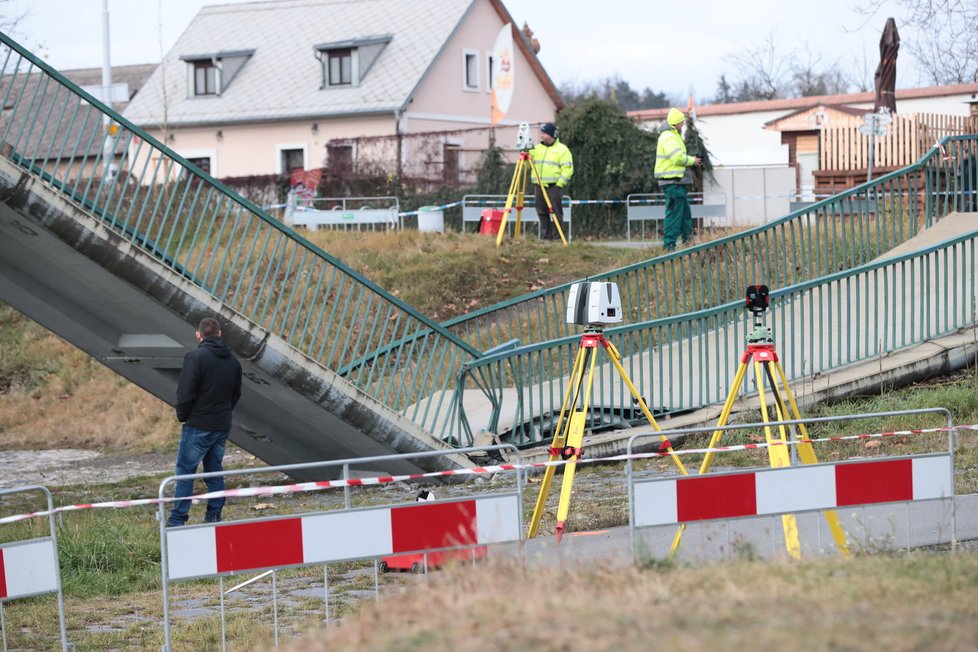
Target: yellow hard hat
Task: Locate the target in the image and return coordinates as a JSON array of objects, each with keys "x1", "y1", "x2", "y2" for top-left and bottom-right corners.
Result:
[{"x1": 667, "y1": 108, "x2": 685, "y2": 125}]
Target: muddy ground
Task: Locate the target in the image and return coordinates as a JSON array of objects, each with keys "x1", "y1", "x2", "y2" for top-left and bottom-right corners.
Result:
[{"x1": 0, "y1": 447, "x2": 251, "y2": 490}]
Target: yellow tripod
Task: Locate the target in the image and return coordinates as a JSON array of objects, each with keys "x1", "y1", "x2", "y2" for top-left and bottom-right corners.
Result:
[
  {"x1": 669, "y1": 286, "x2": 849, "y2": 559},
  {"x1": 495, "y1": 149, "x2": 567, "y2": 247},
  {"x1": 528, "y1": 328, "x2": 688, "y2": 542}
]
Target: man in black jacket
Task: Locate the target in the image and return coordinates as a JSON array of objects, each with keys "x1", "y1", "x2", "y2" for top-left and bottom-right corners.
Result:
[{"x1": 166, "y1": 317, "x2": 242, "y2": 527}]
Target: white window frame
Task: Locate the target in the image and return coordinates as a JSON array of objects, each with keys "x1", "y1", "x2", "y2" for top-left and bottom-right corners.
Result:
[
  {"x1": 486, "y1": 51, "x2": 496, "y2": 93},
  {"x1": 276, "y1": 144, "x2": 309, "y2": 175},
  {"x1": 178, "y1": 148, "x2": 218, "y2": 178},
  {"x1": 319, "y1": 47, "x2": 361, "y2": 88},
  {"x1": 186, "y1": 59, "x2": 222, "y2": 98},
  {"x1": 462, "y1": 49, "x2": 480, "y2": 92}
]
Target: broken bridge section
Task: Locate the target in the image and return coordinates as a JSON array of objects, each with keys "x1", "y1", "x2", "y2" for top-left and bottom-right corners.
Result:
[{"x1": 0, "y1": 155, "x2": 470, "y2": 479}]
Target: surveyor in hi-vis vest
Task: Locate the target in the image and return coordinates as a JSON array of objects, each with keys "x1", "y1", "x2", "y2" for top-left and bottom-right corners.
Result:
[
  {"x1": 654, "y1": 108, "x2": 702, "y2": 251},
  {"x1": 529, "y1": 122, "x2": 574, "y2": 240}
]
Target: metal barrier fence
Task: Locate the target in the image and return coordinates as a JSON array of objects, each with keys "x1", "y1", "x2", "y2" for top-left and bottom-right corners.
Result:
[
  {"x1": 460, "y1": 194, "x2": 573, "y2": 240},
  {"x1": 627, "y1": 408, "x2": 956, "y2": 562},
  {"x1": 284, "y1": 193, "x2": 401, "y2": 231},
  {"x1": 0, "y1": 485, "x2": 68, "y2": 652},
  {"x1": 440, "y1": 137, "x2": 978, "y2": 353},
  {"x1": 626, "y1": 191, "x2": 728, "y2": 242},
  {"x1": 0, "y1": 33, "x2": 481, "y2": 441},
  {"x1": 452, "y1": 231, "x2": 978, "y2": 446},
  {"x1": 158, "y1": 445, "x2": 523, "y2": 651}
]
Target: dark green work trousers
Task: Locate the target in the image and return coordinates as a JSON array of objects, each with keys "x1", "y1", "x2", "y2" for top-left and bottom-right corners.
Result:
[{"x1": 662, "y1": 183, "x2": 692, "y2": 249}]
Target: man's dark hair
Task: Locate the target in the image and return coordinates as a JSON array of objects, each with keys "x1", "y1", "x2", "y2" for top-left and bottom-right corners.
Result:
[{"x1": 197, "y1": 317, "x2": 221, "y2": 338}]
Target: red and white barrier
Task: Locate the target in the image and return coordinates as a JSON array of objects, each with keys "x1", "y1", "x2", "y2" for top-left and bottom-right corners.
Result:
[
  {"x1": 166, "y1": 495, "x2": 520, "y2": 581},
  {"x1": 2, "y1": 424, "x2": 967, "y2": 526},
  {"x1": 634, "y1": 454, "x2": 953, "y2": 527},
  {"x1": 0, "y1": 539, "x2": 60, "y2": 600}
]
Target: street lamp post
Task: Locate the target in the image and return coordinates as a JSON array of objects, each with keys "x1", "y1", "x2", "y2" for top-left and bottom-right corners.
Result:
[{"x1": 101, "y1": 0, "x2": 117, "y2": 179}]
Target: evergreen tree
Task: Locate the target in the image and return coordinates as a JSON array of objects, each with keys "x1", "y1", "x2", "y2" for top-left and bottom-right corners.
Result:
[{"x1": 556, "y1": 97, "x2": 659, "y2": 235}]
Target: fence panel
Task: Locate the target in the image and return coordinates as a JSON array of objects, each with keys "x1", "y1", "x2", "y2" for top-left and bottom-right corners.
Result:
[
  {"x1": 158, "y1": 445, "x2": 523, "y2": 651},
  {"x1": 0, "y1": 485, "x2": 68, "y2": 651}
]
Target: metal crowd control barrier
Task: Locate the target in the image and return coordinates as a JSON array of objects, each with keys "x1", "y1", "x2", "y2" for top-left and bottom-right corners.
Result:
[
  {"x1": 158, "y1": 445, "x2": 523, "y2": 651},
  {"x1": 626, "y1": 408, "x2": 956, "y2": 562},
  {"x1": 0, "y1": 485, "x2": 69, "y2": 652},
  {"x1": 625, "y1": 191, "x2": 727, "y2": 242},
  {"x1": 461, "y1": 194, "x2": 573, "y2": 240},
  {"x1": 284, "y1": 193, "x2": 401, "y2": 231}
]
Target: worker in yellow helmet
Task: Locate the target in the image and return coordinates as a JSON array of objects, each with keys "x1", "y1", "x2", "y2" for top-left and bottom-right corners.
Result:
[
  {"x1": 530, "y1": 122, "x2": 574, "y2": 240},
  {"x1": 654, "y1": 108, "x2": 702, "y2": 252}
]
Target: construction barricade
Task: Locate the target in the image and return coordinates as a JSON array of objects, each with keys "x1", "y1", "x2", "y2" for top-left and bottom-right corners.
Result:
[
  {"x1": 158, "y1": 445, "x2": 523, "y2": 651},
  {"x1": 461, "y1": 194, "x2": 573, "y2": 240},
  {"x1": 0, "y1": 485, "x2": 69, "y2": 652},
  {"x1": 626, "y1": 408, "x2": 957, "y2": 562}
]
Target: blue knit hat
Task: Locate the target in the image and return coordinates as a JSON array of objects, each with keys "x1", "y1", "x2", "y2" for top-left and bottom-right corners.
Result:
[{"x1": 540, "y1": 122, "x2": 557, "y2": 138}]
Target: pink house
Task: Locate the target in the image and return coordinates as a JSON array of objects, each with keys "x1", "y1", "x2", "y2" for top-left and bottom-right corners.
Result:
[{"x1": 123, "y1": 0, "x2": 563, "y2": 185}]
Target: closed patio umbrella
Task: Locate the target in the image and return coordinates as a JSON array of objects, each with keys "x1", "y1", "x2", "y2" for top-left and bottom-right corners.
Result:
[{"x1": 874, "y1": 18, "x2": 900, "y2": 114}]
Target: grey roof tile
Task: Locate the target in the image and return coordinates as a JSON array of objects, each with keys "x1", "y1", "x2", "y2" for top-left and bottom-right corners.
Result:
[{"x1": 124, "y1": 0, "x2": 473, "y2": 126}]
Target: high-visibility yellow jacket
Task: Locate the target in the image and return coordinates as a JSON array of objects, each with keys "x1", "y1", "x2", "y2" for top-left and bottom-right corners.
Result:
[
  {"x1": 529, "y1": 139, "x2": 574, "y2": 188},
  {"x1": 654, "y1": 125, "x2": 694, "y2": 184}
]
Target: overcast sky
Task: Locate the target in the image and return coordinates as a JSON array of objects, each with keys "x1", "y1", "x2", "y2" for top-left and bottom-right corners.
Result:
[{"x1": 5, "y1": 0, "x2": 921, "y2": 101}]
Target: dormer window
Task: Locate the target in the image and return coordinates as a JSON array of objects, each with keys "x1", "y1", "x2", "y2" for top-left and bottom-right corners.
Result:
[
  {"x1": 315, "y1": 35, "x2": 392, "y2": 90},
  {"x1": 328, "y1": 48, "x2": 353, "y2": 86},
  {"x1": 194, "y1": 61, "x2": 218, "y2": 96},
  {"x1": 180, "y1": 49, "x2": 255, "y2": 98}
]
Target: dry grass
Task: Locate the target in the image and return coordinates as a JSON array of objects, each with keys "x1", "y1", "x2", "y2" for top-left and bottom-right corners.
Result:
[
  {"x1": 276, "y1": 553, "x2": 978, "y2": 652},
  {"x1": 0, "y1": 305, "x2": 173, "y2": 452},
  {"x1": 300, "y1": 229, "x2": 657, "y2": 320}
]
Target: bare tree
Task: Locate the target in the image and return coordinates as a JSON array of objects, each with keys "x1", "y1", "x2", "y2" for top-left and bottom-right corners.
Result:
[
  {"x1": 860, "y1": 1, "x2": 978, "y2": 84},
  {"x1": 721, "y1": 32, "x2": 793, "y2": 100},
  {"x1": 791, "y1": 46, "x2": 855, "y2": 97},
  {"x1": 0, "y1": 0, "x2": 28, "y2": 33},
  {"x1": 715, "y1": 34, "x2": 857, "y2": 102}
]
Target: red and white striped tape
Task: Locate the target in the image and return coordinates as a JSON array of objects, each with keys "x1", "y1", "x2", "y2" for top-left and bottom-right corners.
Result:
[
  {"x1": 167, "y1": 495, "x2": 519, "y2": 580},
  {"x1": 0, "y1": 538, "x2": 60, "y2": 600},
  {"x1": 634, "y1": 454, "x2": 953, "y2": 527},
  {"x1": 0, "y1": 424, "x2": 968, "y2": 525}
]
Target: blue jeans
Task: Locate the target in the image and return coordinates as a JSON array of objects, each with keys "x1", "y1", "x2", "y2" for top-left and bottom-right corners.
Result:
[{"x1": 167, "y1": 425, "x2": 229, "y2": 526}]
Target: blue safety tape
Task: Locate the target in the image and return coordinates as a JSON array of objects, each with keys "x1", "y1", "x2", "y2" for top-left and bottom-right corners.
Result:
[{"x1": 398, "y1": 200, "x2": 464, "y2": 217}]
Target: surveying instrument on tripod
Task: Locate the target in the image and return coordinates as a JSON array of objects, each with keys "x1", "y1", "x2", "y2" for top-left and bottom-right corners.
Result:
[
  {"x1": 667, "y1": 284, "x2": 850, "y2": 559},
  {"x1": 494, "y1": 122, "x2": 568, "y2": 247},
  {"x1": 528, "y1": 281, "x2": 688, "y2": 542}
]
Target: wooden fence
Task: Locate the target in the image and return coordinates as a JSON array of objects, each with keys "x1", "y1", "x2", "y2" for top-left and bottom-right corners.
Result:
[{"x1": 820, "y1": 112, "x2": 978, "y2": 172}]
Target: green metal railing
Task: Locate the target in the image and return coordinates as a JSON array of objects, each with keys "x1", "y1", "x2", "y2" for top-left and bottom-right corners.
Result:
[
  {"x1": 0, "y1": 34, "x2": 481, "y2": 440},
  {"x1": 439, "y1": 135, "x2": 978, "y2": 353},
  {"x1": 455, "y1": 229, "x2": 978, "y2": 446},
  {"x1": 4, "y1": 27, "x2": 976, "y2": 450}
]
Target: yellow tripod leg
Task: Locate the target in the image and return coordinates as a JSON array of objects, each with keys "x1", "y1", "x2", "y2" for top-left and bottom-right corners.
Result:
[
  {"x1": 604, "y1": 339, "x2": 687, "y2": 475},
  {"x1": 699, "y1": 360, "x2": 751, "y2": 474},
  {"x1": 554, "y1": 346, "x2": 598, "y2": 542},
  {"x1": 514, "y1": 161, "x2": 526, "y2": 239},
  {"x1": 772, "y1": 361, "x2": 850, "y2": 556},
  {"x1": 554, "y1": 411, "x2": 586, "y2": 543},
  {"x1": 757, "y1": 360, "x2": 801, "y2": 559},
  {"x1": 668, "y1": 359, "x2": 751, "y2": 558},
  {"x1": 526, "y1": 156, "x2": 568, "y2": 245},
  {"x1": 495, "y1": 158, "x2": 525, "y2": 247},
  {"x1": 527, "y1": 344, "x2": 587, "y2": 538}
]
